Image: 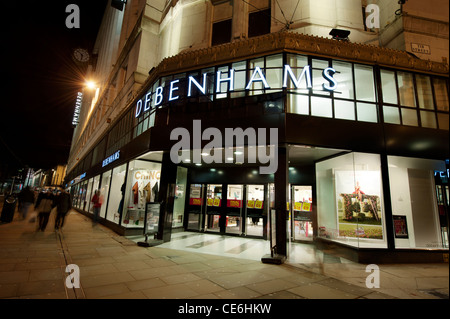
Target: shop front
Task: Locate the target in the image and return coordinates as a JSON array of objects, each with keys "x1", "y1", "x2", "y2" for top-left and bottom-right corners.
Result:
[{"x1": 66, "y1": 33, "x2": 449, "y2": 263}]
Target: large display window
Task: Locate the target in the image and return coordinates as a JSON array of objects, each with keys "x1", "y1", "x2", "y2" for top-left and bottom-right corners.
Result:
[
  {"x1": 388, "y1": 156, "x2": 447, "y2": 249},
  {"x1": 107, "y1": 164, "x2": 127, "y2": 224},
  {"x1": 99, "y1": 170, "x2": 112, "y2": 219},
  {"x1": 316, "y1": 152, "x2": 387, "y2": 248},
  {"x1": 121, "y1": 160, "x2": 161, "y2": 228},
  {"x1": 88, "y1": 175, "x2": 100, "y2": 214}
]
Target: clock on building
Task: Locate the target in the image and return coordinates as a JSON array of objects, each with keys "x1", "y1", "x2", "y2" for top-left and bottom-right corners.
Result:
[{"x1": 73, "y1": 48, "x2": 90, "y2": 63}]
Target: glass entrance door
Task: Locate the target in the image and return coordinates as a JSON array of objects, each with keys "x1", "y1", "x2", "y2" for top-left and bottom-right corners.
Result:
[
  {"x1": 245, "y1": 185, "x2": 265, "y2": 237},
  {"x1": 205, "y1": 184, "x2": 222, "y2": 232},
  {"x1": 292, "y1": 185, "x2": 313, "y2": 241},
  {"x1": 226, "y1": 184, "x2": 243, "y2": 234},
  {"x1": 187, "y1": 184, "x2": 204, "y2": 231}
]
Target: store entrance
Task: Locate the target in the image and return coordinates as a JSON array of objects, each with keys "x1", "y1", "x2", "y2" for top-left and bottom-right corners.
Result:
[{"x1": 185, "y1": 183, "x2": 268, "y2": 239}]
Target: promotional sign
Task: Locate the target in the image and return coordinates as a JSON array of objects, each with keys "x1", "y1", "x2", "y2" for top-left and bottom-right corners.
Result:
[{"x1": 145, "y1": 202, "x2": 160, "y2": 234}]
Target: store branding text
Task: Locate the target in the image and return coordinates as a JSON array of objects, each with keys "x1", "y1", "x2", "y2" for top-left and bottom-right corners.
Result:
[
  {"x1": 102, "y1": 150, "x2": 120, "y2": 167},
  {"x1": 135, "y1": 64, "x2": 337, "y2": 118}
]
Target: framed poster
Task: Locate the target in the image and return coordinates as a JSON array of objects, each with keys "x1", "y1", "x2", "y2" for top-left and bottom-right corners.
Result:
[
  {"x1": 144, "y1": 203, "x2": 160, "y2": 234},
  {"x1": 393, "y1": 215, "x2": 409, "y2": 238}
]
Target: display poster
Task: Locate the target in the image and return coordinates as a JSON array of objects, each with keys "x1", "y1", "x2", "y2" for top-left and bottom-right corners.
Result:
[
  {"x1": 393, "y1": 215, "x2": 409, "y2": 238},
  {"x1": 190, "y1": 198, "x2": 202, "y2": 206},
  {"x1": 255, "y1": 200, "x2": 263, "y2": 209},
  {"x1": 207, "y1": 198, "x2": 221, "y2": 207},
  {"x1": 335, "y1": 170, "x2": 384, "y2": 240},
  {"x1": 227, "y1": 199, "x2": 242, "y2": 208},
  {"x1": 145, "y1": 203, "x2": 160, "y2": 234}
]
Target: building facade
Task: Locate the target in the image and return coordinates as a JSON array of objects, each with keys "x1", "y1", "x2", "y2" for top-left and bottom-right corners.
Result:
[{"x1": 65, "y1": 0, "x2": 449, "y2": 263}]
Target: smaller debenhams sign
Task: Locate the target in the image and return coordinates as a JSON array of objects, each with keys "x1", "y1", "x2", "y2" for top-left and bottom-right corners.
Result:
[{"x1": 135, "y1": 64, "x2": 338, "y2": 118}]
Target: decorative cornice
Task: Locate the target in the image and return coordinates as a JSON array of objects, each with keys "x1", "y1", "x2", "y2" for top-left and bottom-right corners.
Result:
[{"x1": 137, "y1": 30, "x2": 448, "y2": 102}]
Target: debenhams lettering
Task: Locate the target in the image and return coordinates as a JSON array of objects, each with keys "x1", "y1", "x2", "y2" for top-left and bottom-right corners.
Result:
[{"x1": 135, "y1": 64, "x2": 338, "y2": 118}]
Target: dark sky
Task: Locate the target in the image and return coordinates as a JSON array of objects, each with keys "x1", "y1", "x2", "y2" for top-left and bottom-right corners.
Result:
[{"x1": 0, "y1": 0, "x2": 108, "y2": 178}]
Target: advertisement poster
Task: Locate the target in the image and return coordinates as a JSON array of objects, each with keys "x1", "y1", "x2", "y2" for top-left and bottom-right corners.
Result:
[
  {"x1": 393, "y1": 215, "x2": 409, "y2": 238},
  {"x1": 335, "y1": 170, "x2": 384, "y2": 240}
]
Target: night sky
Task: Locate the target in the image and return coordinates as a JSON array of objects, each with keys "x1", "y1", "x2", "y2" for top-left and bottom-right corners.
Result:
[{"x1": 0, "y1": 0, "x2": 108, "y2": 178}]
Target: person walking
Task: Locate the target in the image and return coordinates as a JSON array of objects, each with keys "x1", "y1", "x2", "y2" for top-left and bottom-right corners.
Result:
[
  {"x1": 18, "y1": 186, "x2": 35, "y2": 220},
  {"x1": 34, "y1": 190, "x2": 55, "y2": 231},
  {"x1": 55, "y1": 189, "x2": 72, "y2": 230},
  {"x1": 91, "y1": 190, "x2": 101, "y2": 226}
]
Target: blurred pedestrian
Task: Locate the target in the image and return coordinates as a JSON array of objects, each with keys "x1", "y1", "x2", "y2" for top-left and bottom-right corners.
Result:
[
  {"x1": 91, "y1": 190, "x2": 101, "y2": 226},
  {"x1": 34, "y1": 190, "x2": 56, "y2": 231},
  {"x1": 55, "y1": 189, "x2": 72, "y2": 230},
  {"x1": 18, "y1": 186, "x2": 35, "y2": 220}
]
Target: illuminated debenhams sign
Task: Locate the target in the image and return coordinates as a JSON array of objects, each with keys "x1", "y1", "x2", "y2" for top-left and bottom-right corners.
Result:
[
  {"x1": 135, "y1": 64, "x2": 337, "y2": 118},
  {"x1": 72, "y1": 92, "x2": 83, "y2": 126}
]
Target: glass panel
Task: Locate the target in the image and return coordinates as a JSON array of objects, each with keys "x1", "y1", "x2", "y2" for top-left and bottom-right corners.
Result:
[
  {"x1": 266, "y1": 68, "x2": 282, "y2": 90},
  {"x1": 99, "y1": 170, "x2": 112, "y2": 219},
  {"x1": 357, "y1": 102, "x2": 378, "y2": 123},
  {"x1": 106, "y1": 164, "x2": 127, "y2": 224},
  {"x1": 311, "y1": 96, "x2": 332, "y2": 118},
  {"x1": 173, "y1": 167, "x2": 187, "y2": 229},
  {"x1": 266, "y1": 54, "x2": 282, "y2": 68},
  {"x1": 433, "y1": 78, "x2": 449, "y2": 111},
  {"x1": 354, "y1": 64, "x2": 376, "y2": 102},
  {"x1": 246, "y1": 185, "x2": 265, "y2": 237},
  {"x1": 122, "y1": 160, "x2": 161, "y2": 228},
  {"x1": 292, "y1": 185, "x2": 313, "y2": 241},
  {"x1": 397, "y1": 71, "x2": 416, "y2": 107},
  {"x1": 205, "y1": 184, "x2": 222, "y2": 232},
  {"x1": 383, "y1": 106, "x2": 400, "y2": 124},
  {"x1": 416, "y1": 74, "x2": 434, "y2": 110},
  {"x1": 288, "y1": 94, "x2": 309, "y2": 115},
  {"x1": 437, "y1": 113, "x2": 449, "y2": 130},
  {"x1": 401, "y1": 108, "x2": 418, "y2": 126},
  {"x1": 388, "y1": 156, "x2": 446, "y2": 249},
  {"x1": 89, "y1": 175, "x2": 100, "y2": 214},
  {"x1": 312, "y1": 59, "x2": 330, "y2": 95},
  {"x1": 334, "y1": 100, "x2": 355, "y2": 120},
  {"x1": 85, "y1": 178, "x2": 94, "y2": 213},
  {"x1": 226, "y1": 184, "x2": 243, "y2": 234},
  {"x1": 381, "y1": 70, "x2": 397, "y2": 104},
  {"x1": 420, "y1": 111, "x2": 437, "y2": 128},
  {"x1": 316, "y1": 152, "x2": 387, "y2": 248},
  {"x1": 187, "y1": 184, "x2": 203, "y2": 231},
  {"x1": 333, "y1": 61, "x2": 354, "y2": 99}
]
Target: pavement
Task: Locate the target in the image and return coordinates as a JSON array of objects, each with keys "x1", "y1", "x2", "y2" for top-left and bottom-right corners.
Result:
[{"x1": 0, "y1": 203, "x2": 448, "y2": 302}]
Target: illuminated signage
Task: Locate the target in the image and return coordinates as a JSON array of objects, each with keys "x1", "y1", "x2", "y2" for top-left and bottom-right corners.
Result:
[
  {"x1": 102, "y1": 151, "x2": 120, "y2": 167},
  {"x1": 135, "y1": 64, "x2": 337, "y2": 118},
  {"x1": 72, "y1": 92, "x2": 83, "y2": 126}
]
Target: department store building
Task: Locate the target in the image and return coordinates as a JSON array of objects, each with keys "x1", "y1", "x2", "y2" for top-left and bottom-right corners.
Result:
[{"x1": 65, "y1": 0, "x2": 449, "y2": 263}]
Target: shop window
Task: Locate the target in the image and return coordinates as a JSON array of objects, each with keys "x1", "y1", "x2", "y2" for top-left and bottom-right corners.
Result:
[
  {"x1": 420, "y1": 110, "x2": 437, "y2": 129},
  {"x1": 248, "y1": 8, "x2": 271, "y2": 38},
  {"x1": 333, "y1": 61, "x2": 354, "y2": 99},
  {"x1": 415, "y1": 74, "x2": 434, "y2": 110},
  {"x1": 87, "y1": 175, "x2": 100, "y2": 214},
  {"x1": 354, "y1": 64, "x2": 376, "y2": 102},
  {"x1": 397, "y1": 71, "x2": 416, "y2": 108},
  {"x1": 381, "y1": 70, "x2": 398, "y2": 104},
  {"x1": 433, "y1": 78, "x2": 449, "y2": 112},
  {"x1": 106, "y1": 164, "x2": 127, "y2": 224},
  {"x1": 357, "y1": 102, "x2": 378, "y2": 123},
  {"x1": 173, "y1": 167, "x2": 188, "y2": 229},
  {"x1": 121, "y1": 160, "x2": 161, "y2": 228},
  {"x1": 383, "y1": 105, "x2": 400, "y2": 124},
  {"x1": 334, "y1": 100, "x2": 355, "y2": 121},
  {"x1": 287, "y1": 94, "x2": 309, "y2": 115},
  {"x1": 316, "y1": 152, "x2": 387, "y2": 249},
  {"x1": 401, "y1": 108, "x2": 418, "y2": 127},
  {"x1": 99, "y1": 170, "x2": 112, "y2": 218},
  {"x1": 388, "y1": 156, "x2": 447, "y2": 249},
  {"x1": 211, "y1": 19, "x2": 232, "y2": 46},
  {"x1": 311, "y1": 96, "x2": 332, "y2": 118}
]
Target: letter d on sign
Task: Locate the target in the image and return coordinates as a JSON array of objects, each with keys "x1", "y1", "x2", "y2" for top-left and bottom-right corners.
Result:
[
  {"x1": 66, "y1": 264, "x2": 80, "y2": 289},
  {"x1": 365, "y1": 264, "x2": 380, "y2": 288}
]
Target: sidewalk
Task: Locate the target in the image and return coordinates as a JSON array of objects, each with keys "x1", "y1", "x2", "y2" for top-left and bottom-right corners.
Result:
[{"x1": 0, "y1": 207, "x2": 448, "y2": 300}]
